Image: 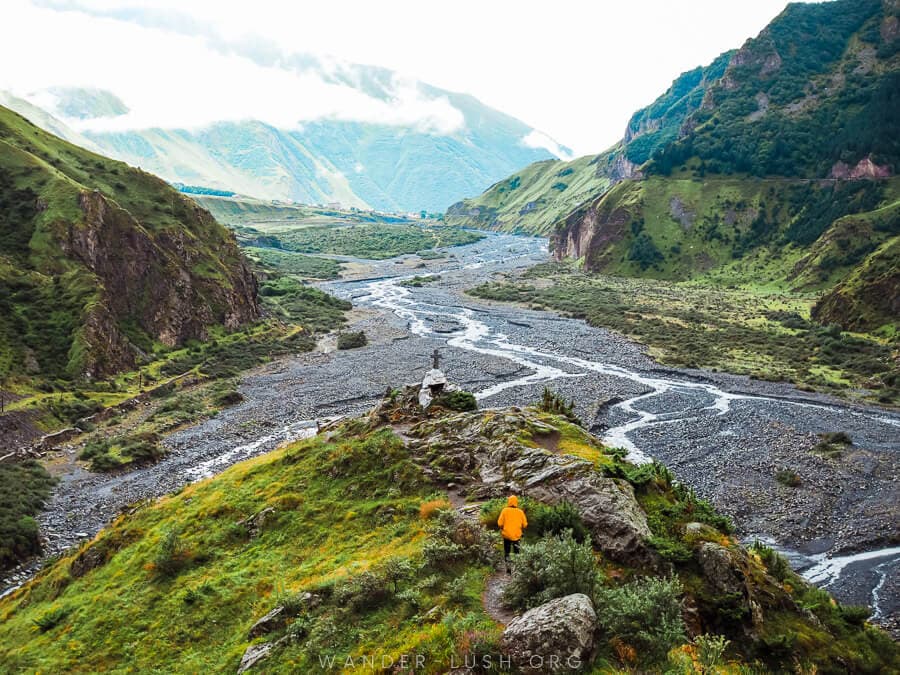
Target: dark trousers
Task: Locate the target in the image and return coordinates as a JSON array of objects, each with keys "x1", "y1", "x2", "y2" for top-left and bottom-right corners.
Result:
[{"x1": 503, "y1": 538, "x2": 520, "y2": 560}]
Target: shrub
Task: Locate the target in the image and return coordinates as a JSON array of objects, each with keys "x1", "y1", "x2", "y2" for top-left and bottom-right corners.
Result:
[
  {"x1": 32, "y1": 606, "x2": 70, "y2": 632},
  {"x1": 694, "y1": 634, "x2": 730, "y2": 669},
  {"x1": 837, "y1": 604, "x2": 871, "y2": 626},
  {"x1": 749, "y1": 540, "x2": 791, "y2": 581},
  {"x1": 153, "y1": 529, "x2": 187, "y2": 578},
  {"x1": 502, "y1": 531, "x2": 601, "y2": 609},
  {"x1": 424, "y1": 510, "x2": 497, "y2": 570},
  {"x1": 420, "y1": 499, "x2": 452, "y2": 520},
  {"x1": 380, "y1": 557, "x2": 415, "y2": 593},
  {"x1": 433, "y1": 390, "x2": 477, "y2": 412},
  {"x1": 337, "y1": 331, "x2": 367, "y2": 350},
  {"x1": 594, "y1": 575, "x2": 686, "y2": 666},
  {"x1": 537, "y1": 387, "x2": 581, "y2": 425},
  {"x1": 775, "y1": 468, "x2": 802, "y2": 487},
  {"x1": 334, "y1": 570, "x2": 392, "y2": 612}
]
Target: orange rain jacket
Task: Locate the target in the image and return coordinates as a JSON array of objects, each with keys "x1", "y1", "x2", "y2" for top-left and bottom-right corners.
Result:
[{"x1": 497, "y1": 496, "x2": 528, "y2": 541}]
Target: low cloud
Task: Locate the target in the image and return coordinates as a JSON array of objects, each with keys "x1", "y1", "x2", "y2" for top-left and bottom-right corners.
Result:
[
  {"x1": 522, "y1": 131, "x2": 572, "y2": 160},
  {"x1": 4, "y1": 1, "x2": 465, "y2": 135}
]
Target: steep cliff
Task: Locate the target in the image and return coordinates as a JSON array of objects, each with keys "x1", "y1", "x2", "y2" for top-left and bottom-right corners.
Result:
[{"x1": 0, "y1": 105, "x2": 259, "y2": 380}]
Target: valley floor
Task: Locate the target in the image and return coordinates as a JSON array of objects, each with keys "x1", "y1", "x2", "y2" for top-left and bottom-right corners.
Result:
[{"x1": 4, "y1": 233, "x2": 899, "y2": 637}]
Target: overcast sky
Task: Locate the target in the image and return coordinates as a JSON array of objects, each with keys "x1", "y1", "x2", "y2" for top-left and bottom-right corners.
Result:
[{"x1": 3, "y1": 0, "x2": 799, "y2": 156}]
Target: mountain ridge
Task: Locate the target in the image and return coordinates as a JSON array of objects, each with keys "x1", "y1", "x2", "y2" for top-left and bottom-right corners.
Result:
[{"x1": 4, "y1": 77, "x2": 562, "y2": 213}]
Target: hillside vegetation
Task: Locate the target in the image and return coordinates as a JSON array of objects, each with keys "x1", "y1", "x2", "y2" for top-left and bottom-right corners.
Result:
[
  {"x1": 1, "y1": 389, "x2": 896, "y2": 673},
  {"x1": 0, "y1": 104, "x2": 259, "y2": 383},
  {"x1": 447, "y1": 0, "x2": 900, "y2": 380}
]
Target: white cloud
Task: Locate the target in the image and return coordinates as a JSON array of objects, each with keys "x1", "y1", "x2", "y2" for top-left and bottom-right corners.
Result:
[
  {"x1": 522, "y1": 131, "x2": 572, "y2": 161},
  {"x1": 2, "y1": 1, "x2": 465, "y2": 135},
  {"x1": 5, "y1": 0, "x2": 797, "y2": 154}
]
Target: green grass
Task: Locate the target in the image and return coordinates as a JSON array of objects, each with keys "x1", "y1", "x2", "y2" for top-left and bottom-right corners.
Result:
[
  {"x1": 249, "y1": 223, "x2": 483, "y2": 260},
  {"x1": 0, "y1": 461, "x2": 57, "y2": 570},
  {"x1": 469, "y1": 265, "x2": 899, "y2": 405},
  {"x1": 0, "y1": 428, "x2": 497, "y2": 673},
  {"x1": 445, "y1": 153, "x2": 613, "y2": 235},
  {"x1": 244, "y1": 247, "x2": 342, "y2": 280},
  {"x1": 259, "y1": 278, "x2": 350, "y2": 331}
]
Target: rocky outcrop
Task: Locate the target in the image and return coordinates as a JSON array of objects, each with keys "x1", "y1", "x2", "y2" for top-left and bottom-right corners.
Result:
[
  {"x1": 237, "y1": 638, "x2": 288, "y2": 674},
  {"x1": 550, "y1": 184, "x2": 634, "y2": 269},
  {"x1": 247, "y1": 607, "x2": 286, "y2": 638},
  {"x1": 500, "y1": 594, "x2": 597, "y2": 673},
  {"x1": 403, "y1": 400, "x2": 657, "y2": 567},
  {"x1": 829, "y1": 157, "x2": 892, "y2": 179}
]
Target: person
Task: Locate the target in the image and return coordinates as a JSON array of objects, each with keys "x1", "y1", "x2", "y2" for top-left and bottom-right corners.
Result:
[{"x1": 497, "y1": 495, "x2": 527, "y2": 574}]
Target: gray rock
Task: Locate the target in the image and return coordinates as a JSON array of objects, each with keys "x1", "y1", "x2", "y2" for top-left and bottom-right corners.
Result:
[
  {"x1": 500, "y1": 594, "x2": 596, "y2": 673},
  {"x1": 237, "y1": 643, "x2": 273, "y2": 674},
  {"x1": 247, "y1": 606, "x2": 286, "y2": 638},
  {"x1": 697, "y1": 542, "x2": 745, "y2": 596},
  {"x1": 237, "y1": 636, "x2": 289, "y2": 674}
]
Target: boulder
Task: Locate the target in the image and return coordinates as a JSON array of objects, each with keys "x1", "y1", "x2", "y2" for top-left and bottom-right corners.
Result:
[
  {"x1": 697, "y1": 542, "x2": 745, "y2": 596},
  {"x1": 500, "y1": 594, "x2": 597, "y2": 673},
  {"x1": 237, "y1": 643, "x2": 273, "y2": 674}
]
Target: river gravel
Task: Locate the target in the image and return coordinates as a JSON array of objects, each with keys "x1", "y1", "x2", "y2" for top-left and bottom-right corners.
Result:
[{"x1": 4, "y1": 233, "x2": 898, "y2": 635}]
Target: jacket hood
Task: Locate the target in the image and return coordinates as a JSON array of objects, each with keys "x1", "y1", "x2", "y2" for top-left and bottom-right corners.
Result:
[{"x1": 507, "y1": 496, "x2": 518, "y2": 507}]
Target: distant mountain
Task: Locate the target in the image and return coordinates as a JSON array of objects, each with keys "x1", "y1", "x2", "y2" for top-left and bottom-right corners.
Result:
[
  {"x1": 449, "y1": 0, "x2": 900, "y2": 333},
  {"x1": 0, "y1": 104, "x2": 258, "y2": 380},
  {"x1": 4, "y1": 74, "x2": 562, "y2": 213}
]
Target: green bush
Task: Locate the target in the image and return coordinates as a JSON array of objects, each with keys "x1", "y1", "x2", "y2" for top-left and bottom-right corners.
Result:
[
  {"x1": 433, "y1": 390, "x2": 477, "y2": 412},
  {"x1": 334, "y1": 570, "x2": 392, "y2": 612},
  {"x1": 32, "y1": 606, "x2": 70, "y2": 632},
  {"x1": 337, "y1": 331, "x2": 367, "y2": 350},
  {"x1": 775, "y1": 468, "x2": 802, "y2": 487},
  {"x1": 423, "y1": 510, "x2": 497, "y2": 570},
  {"x1": 502, "y1": 531, "x2": 601, "y2": 609},
  {"x1": 594, "y1": 575, "x2": 686, "y2": 665},
  {"x1": 537, "y1": 387, "x2": 581, "y2": 425},
  {"x1": 0, "y1": 461, "x2": 57, "y2": 569},
  {"x1": 750, "y1": 540, "x2": 791, "y2": 581},
  {"x1": 153, "y1": 529, "x2": 186, "y2": 578}
]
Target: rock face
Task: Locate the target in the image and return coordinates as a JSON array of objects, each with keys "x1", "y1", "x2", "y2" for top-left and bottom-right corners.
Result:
[
  {"x1": 500, "y1": 594, "x2": 597, "y2": 673},
  {"x1": 403, "y1": 400, "x2": 657, "y2": 568},
  {"x1": 65, "y1": 190, "x2": 259, "y2": 376}
]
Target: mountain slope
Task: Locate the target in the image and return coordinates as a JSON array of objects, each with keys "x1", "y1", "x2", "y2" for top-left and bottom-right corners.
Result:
[
  {"x1": 0, "y1": 104, "x2": 259, "y2": 381},
  {"x1": 1, "y1": 388, "x2": 896, "y2": 672},
  {"x1": 5, "y1": 81, "x2": 559, "y2": 213},
  {"x1": 445, "y1": 52, "x2": 732, "y2": 235},
  {"x1": 452, "y1": 0, "x2": 900, "y2": 333}
]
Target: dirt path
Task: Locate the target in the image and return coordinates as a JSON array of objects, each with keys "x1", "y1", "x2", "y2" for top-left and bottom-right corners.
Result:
[
  {"x1": 482, "y1": 572, "x2": 518, "y2": 626},
  {"x1": 445, "y1": 486, "x2": 520, "y2": 626}
]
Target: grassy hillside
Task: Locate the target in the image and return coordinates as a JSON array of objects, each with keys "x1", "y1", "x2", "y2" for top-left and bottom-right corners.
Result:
[
  {"x1": 1, "y1": 391, "x2": 896, "y2": 672},
  {"x1": 445, "y1": 154, "x2": 612, "y2": 235},
  {"x1": 0, "y1": 104, "x2": 259, "y2": 383}
]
